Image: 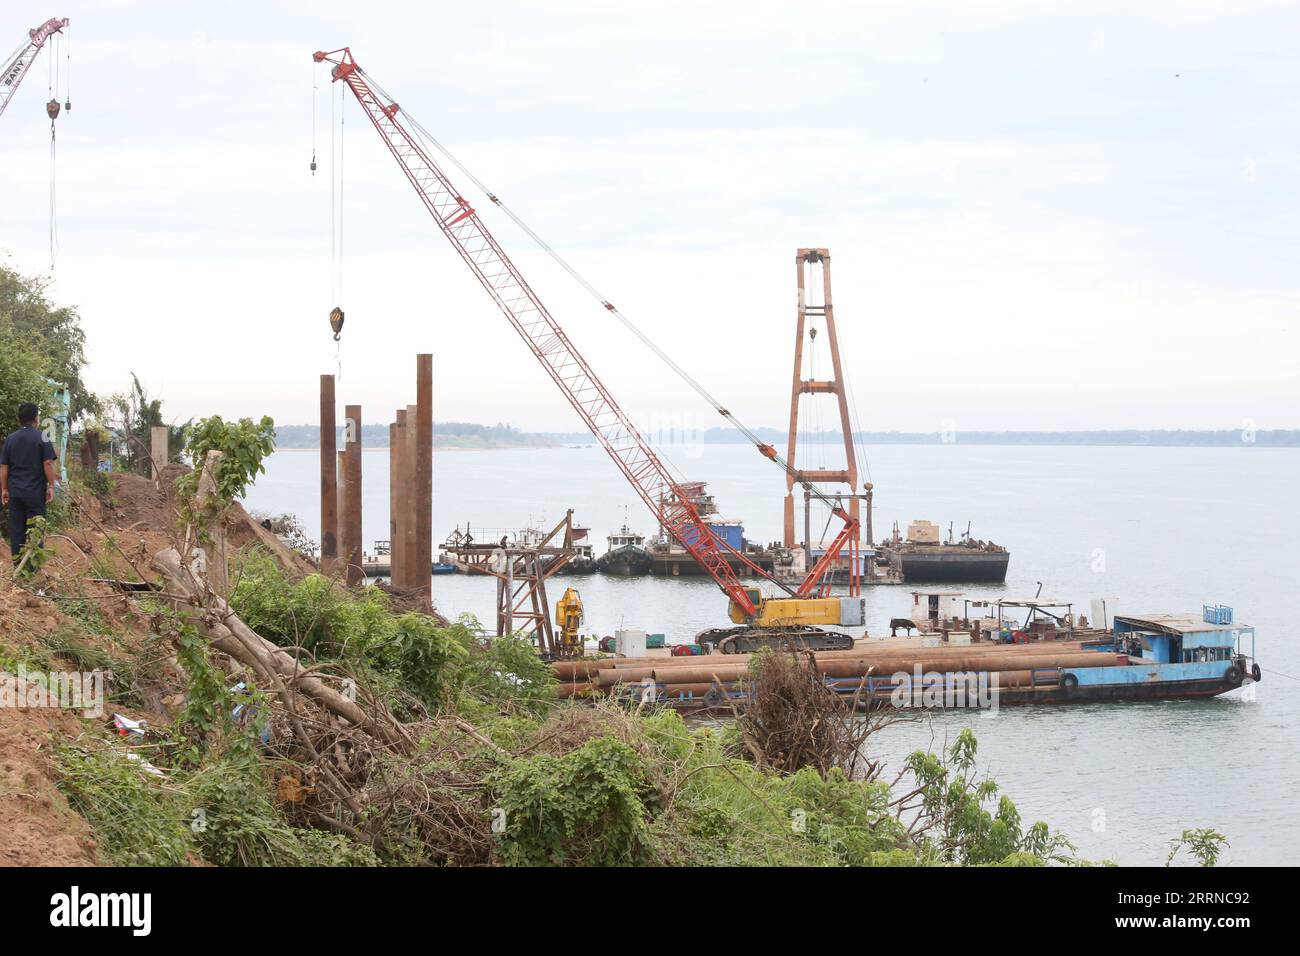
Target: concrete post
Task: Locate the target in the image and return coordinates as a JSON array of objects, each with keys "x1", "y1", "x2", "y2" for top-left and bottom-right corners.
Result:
[
  {"x1": 864, "y1": 482, "x2": 874, "y2": 546},
  {"x1": 197, "y1": 450, "x2": 228, "y2": 596},
  {"x1": 149, "y1": 426, "x2": 169, "y2": 482},
  {"x1": 804, "y1": 491, "x2": 812, "y2": 569}
]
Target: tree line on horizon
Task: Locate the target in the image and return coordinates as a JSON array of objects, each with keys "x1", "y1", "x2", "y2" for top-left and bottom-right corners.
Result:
[{"x1": 270, "y1": 422, "x2": 1300, "y2": 448}]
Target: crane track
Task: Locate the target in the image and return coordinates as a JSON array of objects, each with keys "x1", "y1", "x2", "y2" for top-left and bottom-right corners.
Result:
[{"x1": 696, "y1": 625, "x2": 855, "y2": 655}]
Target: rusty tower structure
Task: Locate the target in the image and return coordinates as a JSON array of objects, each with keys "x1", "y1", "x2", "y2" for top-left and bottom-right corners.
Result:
[
  {"x1": 440, "y1": 512, "x2": 579, "y2": 658},
  {"x1": 783, "y1": 248, "x2": 860, "y2": 551}
]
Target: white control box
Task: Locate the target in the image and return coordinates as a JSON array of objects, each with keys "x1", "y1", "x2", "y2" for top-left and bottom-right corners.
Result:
[{"x1": 615, "y1": 629, "x2": 647, "y2": 658}]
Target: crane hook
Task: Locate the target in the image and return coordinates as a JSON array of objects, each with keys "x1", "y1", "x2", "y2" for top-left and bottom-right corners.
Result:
[
  {"x1": 329, "y1": 306, "x2": 345, "y2": 341},
  {"x1": 310, "y1": 149, "x2": 317, "y2": 175},
  {"x1": 46, "y1": 98, "x2": 61, "y2": 121}
]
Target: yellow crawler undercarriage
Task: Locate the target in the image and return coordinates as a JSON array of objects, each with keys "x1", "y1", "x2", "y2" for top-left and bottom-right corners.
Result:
[{"x1": 694, "y1": 590, "x2": 859, "y2": 654}]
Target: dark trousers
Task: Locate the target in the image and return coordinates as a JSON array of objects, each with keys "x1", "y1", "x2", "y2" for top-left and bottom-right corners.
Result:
[{"x1": 7, "y1": 494, "x2": 46, "y2": 563}]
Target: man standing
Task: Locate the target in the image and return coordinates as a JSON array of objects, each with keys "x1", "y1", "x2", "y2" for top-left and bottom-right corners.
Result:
[{"x1": 0, "y1": 403, "x2": 58, "y2": 566}]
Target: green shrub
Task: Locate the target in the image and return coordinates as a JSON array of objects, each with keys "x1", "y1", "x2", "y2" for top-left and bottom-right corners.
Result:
[
  {"x1": 177, "y1": 415, "x2": 276, "y2": 503},
  {"x1": 491, "y1": 737, "x2": 657, "y2": 866},
  {"x1": 365, "y1": 612, "x2": 469, "y2": 705},
  {"x1": 902, "y1": 728, "x2": 1074, "y2": 866},
  {"x1": 453, "y1": 629, "x2": 556, "y2": 717},
  {"x1": 228, "y1": 555, "x2": 553, "y2": 715}
]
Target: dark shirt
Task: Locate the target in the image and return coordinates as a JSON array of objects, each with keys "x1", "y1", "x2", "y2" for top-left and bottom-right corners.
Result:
[{"x1": 0, "y1": 425, "x2": 57, "y2": 499}]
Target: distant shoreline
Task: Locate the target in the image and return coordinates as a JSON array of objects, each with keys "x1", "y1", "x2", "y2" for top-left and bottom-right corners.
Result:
[
  {"x1": 272, "y1": 424, "x2": 1300, "y2": 450},
  {"x1": 270, "y1": 439, "x2": 1299, "y2": 451}
]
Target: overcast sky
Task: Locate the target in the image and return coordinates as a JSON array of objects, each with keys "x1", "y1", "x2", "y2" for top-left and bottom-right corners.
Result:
[{"x1": 2, "y1": 0, "x2": 1296, "y2": 435}]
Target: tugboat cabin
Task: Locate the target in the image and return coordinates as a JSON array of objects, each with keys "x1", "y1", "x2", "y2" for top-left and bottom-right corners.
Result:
[
  {"x1": 608, "y1": 528, "x2": 645, "y2": 549},
  {"x1": 1088, "y1": 605, "x2": 1260, "y2": 696},
  {"x1": 1113, "y1": 608, "x2": 1252, "y2": 663}
]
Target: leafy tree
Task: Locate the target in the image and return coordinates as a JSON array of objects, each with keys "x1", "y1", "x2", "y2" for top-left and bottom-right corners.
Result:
[
  {"x1": 0, "y1": 264, "x2": 92, "y2": 420},
  {"x1": 902, "y1": 728, "x2": 1075, "y2": 865},
  {"x1": 0, "y1": 321, "x2": 55, "y2": 433},
  {"x1": 106, "y1": 373, "x2": 187, "y2": 475},
  {"x1": 179, "y1": 415, "x2": 276, "y2": 502}
]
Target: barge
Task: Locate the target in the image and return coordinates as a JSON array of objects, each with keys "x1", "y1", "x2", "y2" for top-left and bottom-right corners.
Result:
[
  {"x1": 551, "y1": 602, "x2": 1259, "y2": 712},
  {"x1": 878, "y1": 520, "x2": 1009, "y2": 583},
  {"x1": 360, "y1": 541, "x2": 454, "y2": 578}
]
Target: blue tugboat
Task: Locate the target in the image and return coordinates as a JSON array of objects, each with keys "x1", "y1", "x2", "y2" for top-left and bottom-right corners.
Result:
[
  {"x1": 1057, "y1": 605, "x2": 1260, "y2": 702},
  {"x1": 821, "y1": 601, "x2": 1262, "y2": 709}
]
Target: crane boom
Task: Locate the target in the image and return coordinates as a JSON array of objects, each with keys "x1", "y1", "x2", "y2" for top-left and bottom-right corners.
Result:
[
  {"x1": 0, "y1": 17, "x2": 68, "y2": 120},
  {"x1": 314, "y1": 46, "x2": 769, "y2": 617},
  {"x1": 315, "y1": 47, "x2": 864, "y2": 635}
]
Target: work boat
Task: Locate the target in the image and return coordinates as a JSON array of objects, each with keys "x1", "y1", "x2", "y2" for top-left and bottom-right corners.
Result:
[
  {"x1": 595, "y1": 525, "x2": 651, "y2": 576},
  {"x1": 1058, "y1": 608, "x2": 1261, "y2": 702},
  {"x1": 559, "y1": 523, "x2": 596, "y2": 574},
  {"x1": 818, "y1": 601, "x2": 1262, "y2": 708}
]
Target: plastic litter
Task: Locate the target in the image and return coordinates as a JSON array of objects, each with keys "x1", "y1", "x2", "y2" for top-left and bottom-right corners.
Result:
[{"x1": 112, "y1": 713, "x2": 146, "y2": 738}]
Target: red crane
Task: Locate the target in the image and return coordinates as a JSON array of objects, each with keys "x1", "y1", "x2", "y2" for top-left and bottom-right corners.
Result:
[
  {"x1": 1, "y1": 17, "x2": 69, "y2": 120},
  {"x1": 313, "y1": 46, "x2": 863, "y2": 652}
]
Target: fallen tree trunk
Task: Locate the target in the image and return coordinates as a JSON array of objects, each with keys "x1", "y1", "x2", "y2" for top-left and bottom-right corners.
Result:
[{"x1": 153, "y1": 546, "x2": 416, "y2": 753}]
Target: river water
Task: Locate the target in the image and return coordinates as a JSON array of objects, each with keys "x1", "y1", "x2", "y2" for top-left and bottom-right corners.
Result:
[{"x1": 243, "y1": 442, "x2": 1299, "y2": 865}]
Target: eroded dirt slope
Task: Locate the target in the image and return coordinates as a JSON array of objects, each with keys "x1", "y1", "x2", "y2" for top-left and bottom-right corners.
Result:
[{"x1": 0, "y1": 470, "x2": 319, "y2": 867}]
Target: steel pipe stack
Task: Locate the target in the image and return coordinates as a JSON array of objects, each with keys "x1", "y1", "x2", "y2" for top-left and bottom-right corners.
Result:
[{"x1": 550, "y1": 642, "x2": 1129, "y2": 705}]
